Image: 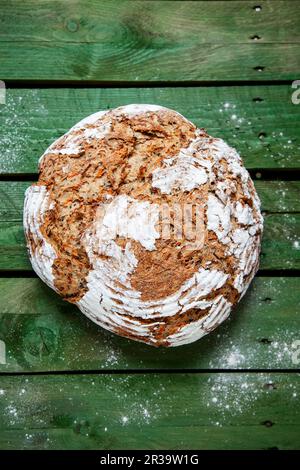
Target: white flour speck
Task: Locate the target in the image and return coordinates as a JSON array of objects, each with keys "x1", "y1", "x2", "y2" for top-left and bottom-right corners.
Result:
[
  {"x1": 226, "y1": 351, "x2": 246, "y2": 367},
  {"x1": 121, "y1": 416, "x2": 129, "y2": 425},
  {"x1": 0, "y1": 90, "x2": 48, "y2": 173}
]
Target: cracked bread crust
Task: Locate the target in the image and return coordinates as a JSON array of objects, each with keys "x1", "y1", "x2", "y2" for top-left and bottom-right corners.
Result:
[{"x1": 24, "y1": 104, "x2": 263, "y2": 347}]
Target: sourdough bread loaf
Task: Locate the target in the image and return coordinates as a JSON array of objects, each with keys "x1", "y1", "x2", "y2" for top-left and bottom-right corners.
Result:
[{"x1": 24, "y1": 104, "x2": 263, "y2": 347}]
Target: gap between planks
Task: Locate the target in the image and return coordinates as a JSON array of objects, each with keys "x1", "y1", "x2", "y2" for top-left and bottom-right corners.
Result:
[
  {"x1": 0, "y1": 368, "x2": 299, "y2": 377},
  {"x1": 1, "y1": 170, "x2": 300, "y2": 182},
  {"x1": 4, "y1": 80, "x2": 295, "y2": 89}
]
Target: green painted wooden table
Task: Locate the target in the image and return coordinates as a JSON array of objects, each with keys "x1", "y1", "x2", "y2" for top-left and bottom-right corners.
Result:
[{"x1": 0, "y1": 0, "x2": 299, "y2": 450}]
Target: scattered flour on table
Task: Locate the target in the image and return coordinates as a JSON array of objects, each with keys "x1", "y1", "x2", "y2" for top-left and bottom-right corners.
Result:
[
  {"x1": 0, "y1": 372, "x2": 299, "y2": 447},
  {"x1": 205, "y1": 373, "x2": 299, "y2": 427},
  {"x1": 269, "y1": 181, "x2": 290, "y2": 212},
  {"x1": 209, "y1": 325, "x2": 298, "y2": 369},
  {"x1": 270, "y1": 131, "x2": 300, "y2": 167},
  {"x1": 99, "y1": 333, "x2": 128, "y2": 369},
  {"x1": 217, "y1": 102, "x2": 299, "y2": 167},
  {"x1": 0, "y1": 90, "x2": 48, "y2": 172},
  {"x1": 102, "y1": 375, "x2": 167, "y2": 428}
]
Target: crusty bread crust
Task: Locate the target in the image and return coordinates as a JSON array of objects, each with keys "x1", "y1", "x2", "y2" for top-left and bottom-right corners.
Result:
[{"x1": 24, "y1": 104, "x2": 263, "y2": 347}]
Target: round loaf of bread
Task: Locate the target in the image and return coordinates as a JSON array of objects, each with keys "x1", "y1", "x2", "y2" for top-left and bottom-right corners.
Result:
[{"x1": 24, "y1": 104, "x2": 263, "y2": 347}]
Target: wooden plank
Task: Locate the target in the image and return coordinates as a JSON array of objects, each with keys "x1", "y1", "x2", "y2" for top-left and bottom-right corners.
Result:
[
  {"x1": 254, "y1": 180, "x2": 300, "y2": 213},
  {"x1": 0, "y1": 213, "x2": 298, "y2": 271},
  {"x1": 0, "y1": 1, "x2": 299, "y2": 81},
  {"x1": 0, "y1": 277, "x2": 299, "y2": 371},
  {"x1": 1, "y1": 181, "x2": 299, "y2": 222},
  {"x1": 261, "y1": 214, "x2": 300, "y2": 270},
  {"x1": 2, "y1": 43, "x2": 299, "y2": 82},
  {"x1": 0, "y1": 373, "x2": 299, "y2": 449},
  {"x1": 0, "y1": 86, "x2": 300, "y2": 174},
  {"x1": 256, "y1": 181, "x2": 300, "y2": 214},
  {"x1": 2, "y1": 1, "x2": 299, "y2": 44}
]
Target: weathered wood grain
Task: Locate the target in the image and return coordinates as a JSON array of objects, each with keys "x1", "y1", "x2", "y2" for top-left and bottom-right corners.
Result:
[
  {"x1": 255, "y1": 181, "x2": 300, "y2": 213},
  {"x1": 0, "y1": 277, "x2": 299, "y2": 371},
  {"x1": 0, "y1": 86, "x2": 299, "y2": 174},
  {"x1": 0, "y1": 213, "x2": 298, "y2": 271},
  {"x1": 2, "y1": 1, "x2": 299, "y2": 44},
  {"x1": 0, "y1": 373, "x2": 299, "y2": 449},
  {"x1": 2, "y1": 43, "x2": 299, "y2": 82},
  {"x1": 261, "y1": 214, "x2": 300, "y2": 269},
  {"x1": 0, "y1": 1, "x2": 299, "y2": 81}
]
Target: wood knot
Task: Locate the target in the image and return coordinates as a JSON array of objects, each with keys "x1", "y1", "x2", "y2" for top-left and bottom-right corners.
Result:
[
  {"x1": 23, "y1": 322, "x2": 59, "y2": 361},
  {"x1": 261, "y1": 420, "x2": 274, "y2": 427},
  {"x1": 260, "y1": 338, "x2": 272, "y2": 345},
  {"x1": 254, "y1": 66, "x2": 265, "y2": 72},
  {"x1": 73, "y1": 419, "x2": 91, "y2": 436},
  {"x1": 264, "y1": 382, "x2": 277, "y2": 390},
  {"x1": 258, "y1": 132, "x2": 267, "y2": 140},
  {"x1": 66, "y1": 18, "x2": 79, "y2": 33}
]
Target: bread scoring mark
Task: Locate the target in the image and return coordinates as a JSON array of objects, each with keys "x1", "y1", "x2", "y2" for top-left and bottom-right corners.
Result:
[
  {"x1": 231, "y1": 233, "x2": 261, "y2": 295},
  {"x1": 168, "y1": 295, "x2": 232, "y2": 347},
  {"x1": 77, "y1": 271, "x2": 163, "y2": 343},
  {"x1": 23, "y1": 185, "x2": 57, "y2": 290},
  {"x1": 206, "y1": 185, "x2": 262, "y2": 295}
]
